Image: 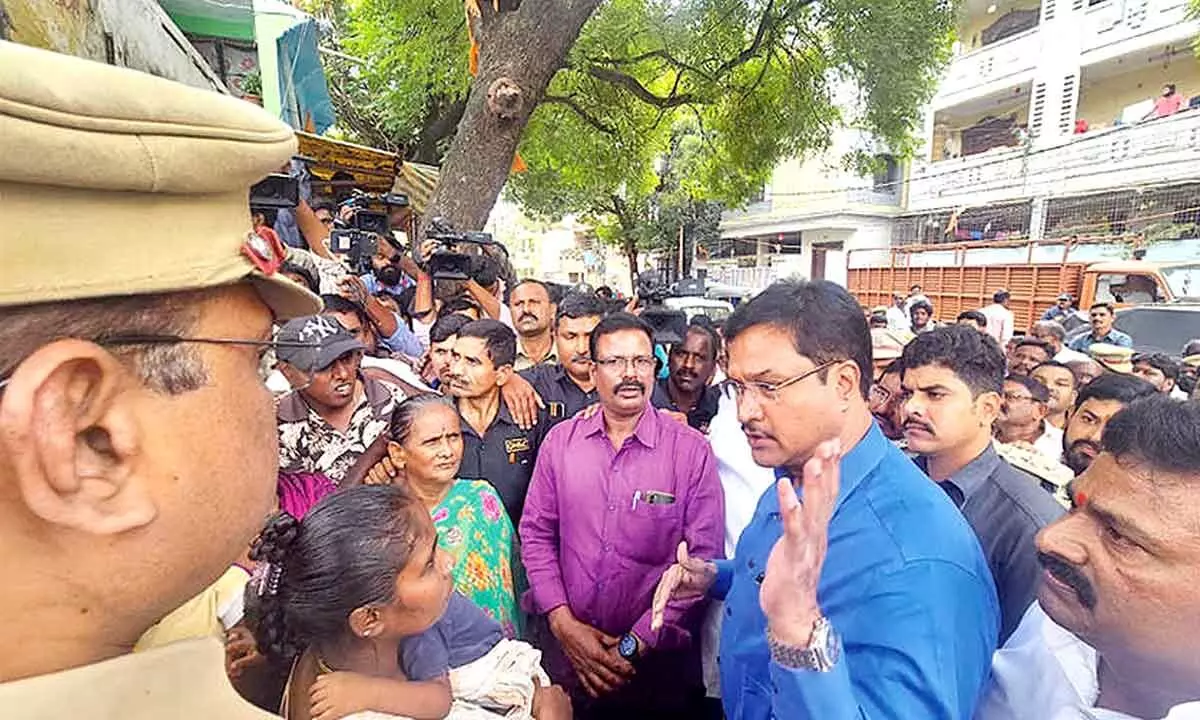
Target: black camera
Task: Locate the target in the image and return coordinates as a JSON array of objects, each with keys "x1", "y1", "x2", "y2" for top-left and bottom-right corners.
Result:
[
  {"x1": 421, "y1": 217, "x2": 496, "y2": 281},
  {"x1": 249, "y1": 174, "x2": 299, "y2": 211},
  {"x1": 633, "y1": 270, "x2": 688, "y2": 345},
  {"x1": 330, "y1": 190, "x2": 410, "y2": 275}
]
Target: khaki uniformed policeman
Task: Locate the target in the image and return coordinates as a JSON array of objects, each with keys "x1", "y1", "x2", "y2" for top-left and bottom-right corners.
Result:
[
  {"x1": 0, "y1": 41, "x2": 319, "y2": 717},
  {"x1": 1088, "y1": 343, "x2": 1135, "y2": 374}
]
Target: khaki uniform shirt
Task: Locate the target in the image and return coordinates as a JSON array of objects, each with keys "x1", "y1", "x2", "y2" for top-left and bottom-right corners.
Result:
[
  {"x1": 0, "y1": 638, "x2": 274, "y2": 719},
  {"x1": 513, "y1": 339, "x2": 557, "y2": 372}
]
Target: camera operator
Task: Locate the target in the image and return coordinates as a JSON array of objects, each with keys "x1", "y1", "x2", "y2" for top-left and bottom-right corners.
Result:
[{"x1": 337, "y1": 274, "x2": 423, "y2": 358}]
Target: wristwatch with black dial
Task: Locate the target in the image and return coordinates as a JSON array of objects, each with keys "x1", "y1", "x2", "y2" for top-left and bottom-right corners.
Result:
[{"x1": 768, "y1": 616, "x2": 841, "y2": 672}]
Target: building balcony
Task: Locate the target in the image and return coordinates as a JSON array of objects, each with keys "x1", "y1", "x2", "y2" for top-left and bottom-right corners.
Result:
[
  {"x1": 1081, "y1": 0, "x2": 1198, "y2": 62},
  {"x1": 908, "y1": 108, "x2": 1200, "y2": 210},
  {"x1": 935, "y1": 27, "x2": 1040, "y2": 108}
]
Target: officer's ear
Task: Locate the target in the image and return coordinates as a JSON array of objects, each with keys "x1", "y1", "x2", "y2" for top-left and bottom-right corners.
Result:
[
  {"x1": 0, "y1": 340, "x2": 155, "y2": 535},
  {"x1": 494, "y1": 364, "x2": 513, "y2": 387}
]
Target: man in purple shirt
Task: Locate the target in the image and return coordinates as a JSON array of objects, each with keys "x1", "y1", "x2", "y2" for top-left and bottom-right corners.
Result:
[{"x1": 520, "y1": 312, "x2": 725, "y2": 719}]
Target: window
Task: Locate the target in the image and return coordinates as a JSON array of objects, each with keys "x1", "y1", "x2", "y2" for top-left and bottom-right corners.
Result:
[{"x1": 873, "y1": 154, "x2": 900, "y2": 193}]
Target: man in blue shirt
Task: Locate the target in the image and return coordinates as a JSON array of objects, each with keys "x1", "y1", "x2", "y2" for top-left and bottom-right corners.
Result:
[
  {"x1": 651, "y1": 280, "x2": 998, "y2": 720},
  {"x1": 1068, "y1": 303, "x2": 1133, "y2": 352},
  {"x1": 1041, "y1": 293, "x2": 1075, "y2": 323}
]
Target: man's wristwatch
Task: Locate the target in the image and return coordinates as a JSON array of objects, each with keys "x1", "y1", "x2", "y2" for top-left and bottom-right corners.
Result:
[
  {"x1": 768, "y1": 616, "x2": 841, "y2": 672},
  {"x1": 617, "y1": 633, "x2": 639, "y2": 661}
]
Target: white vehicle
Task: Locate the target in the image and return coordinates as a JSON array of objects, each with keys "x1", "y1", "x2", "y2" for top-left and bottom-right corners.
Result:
[{"x1": 664, "y1": 296, "x2": 735, "y2": 323}]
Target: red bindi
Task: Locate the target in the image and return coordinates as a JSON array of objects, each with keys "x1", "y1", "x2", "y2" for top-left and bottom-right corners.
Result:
[{"x1": 1074, "y1": 490, "x2": 1089, "y2": 507}]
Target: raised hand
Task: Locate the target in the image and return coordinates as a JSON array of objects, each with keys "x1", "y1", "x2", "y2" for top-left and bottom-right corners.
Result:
[
  {"x1": 760, "y1": 438, "x2": 841, "y2": 646},
  {"x1": 650, "y1": 541, "x2": 717, "y2": 632}
]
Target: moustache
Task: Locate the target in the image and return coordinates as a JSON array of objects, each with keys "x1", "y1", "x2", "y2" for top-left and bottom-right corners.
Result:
[
  {"x1": 569, "y1": 354, "x2": 592, "y2": 365},
  {"x1": 615, "y1": 381, "x2": 645, "y2": 394},
  {"x1": 903, "y1": 419, "x2": 934, "y2": 434},
  {"x1": 741, "y1": 422, "x2": 773, "y2": 438},
  {"x1": 1038, "y1": 551, "x2": 1097, "y2": 610},
  {"x1": 1068, "y1": 439, "x2": 1101, "y2": 456},
  {"x1": 519, "y1": 313, "x2": 539, "y2": 322}
]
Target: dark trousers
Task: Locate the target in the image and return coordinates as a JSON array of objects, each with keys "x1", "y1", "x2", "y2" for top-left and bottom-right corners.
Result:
[{"x1": 527, "y1": 614, "x2": 708, "y2": 720}]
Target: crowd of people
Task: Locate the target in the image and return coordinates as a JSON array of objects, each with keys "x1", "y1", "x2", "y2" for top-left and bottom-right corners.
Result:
[{"x1": 5, "y1": 40, "x2": 1200, "y2": 720}]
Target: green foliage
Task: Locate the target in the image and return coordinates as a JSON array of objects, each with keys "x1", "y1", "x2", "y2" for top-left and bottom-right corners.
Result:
[{"x1": 324, "y1": 0, "x2": 955, "y2": 255}]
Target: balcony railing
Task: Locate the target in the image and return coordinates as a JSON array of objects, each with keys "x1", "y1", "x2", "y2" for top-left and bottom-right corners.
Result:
[
  {"x1": 1081, "y1": 0, "x2": 1194, "y2": 55},
  {"x1": 908, "y1": 109, "x2": 1200, "y2": 209},
  {"x1": 935, "y1": 28, "x2": 1040, "y2": 103}
]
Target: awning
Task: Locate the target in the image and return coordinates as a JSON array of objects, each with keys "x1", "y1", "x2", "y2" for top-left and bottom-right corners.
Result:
[{"x1": 294, "y1": 132, "x2": 441, "y2": 214}]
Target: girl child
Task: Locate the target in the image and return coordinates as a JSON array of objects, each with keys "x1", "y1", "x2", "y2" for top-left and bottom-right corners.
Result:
[{"x1": 250, "y1": 484, "x2": 568, "y2": 720}]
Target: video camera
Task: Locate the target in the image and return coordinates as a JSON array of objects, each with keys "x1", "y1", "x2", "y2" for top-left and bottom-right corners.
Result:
[
  {"x1": 634, "y1": 270, "x2": 689, "y2": 345},
  {"x1": 249, "y1": 174, "x2": 299, "y2": 211},
  {"x1": 420, "y1": 217, "x2": 496, "y2": 281},
  {"x1": 330, "y1": 190, "x2": 410, "y2": 275}
]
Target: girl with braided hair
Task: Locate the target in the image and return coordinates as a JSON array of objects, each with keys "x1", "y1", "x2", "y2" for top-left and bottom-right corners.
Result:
[{"x1": 250, "y1": 485, "x2": 568, "y2": 720}]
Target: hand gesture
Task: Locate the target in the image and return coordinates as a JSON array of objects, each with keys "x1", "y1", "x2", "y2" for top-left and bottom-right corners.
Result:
[
  {"x1": 760, "y1": 439, "x2": 841, "y2": 645},
  {"x1": 365, "y1": 455, "x2": 401, "y2": 485},
  {"x1": 339, "y1": 275, "x2": 370, "y2": 306},
  {"x1": 224, "y1": 626, "x2": 264, "y2": 680},
  {"x1": 531, "y1": 677, "x2": 573, "y2": 720},
  {"x1": 549, "y1": 609, "x2": 634, "y2": 698},
  {"x1": 623, "y1": 294, "x2": 642, "y2": 316},
  {"x1": 651, "y1": 542, "x2": 717, "y2": 632},
  {"x1": 310, "y1": 671, "x2": 373, "y2": 720},
  {"x1": 500, "y1": 372, "x2": 545, "y2": 430}
]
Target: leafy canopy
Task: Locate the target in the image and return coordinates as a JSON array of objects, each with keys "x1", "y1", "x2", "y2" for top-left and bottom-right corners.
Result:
[{"x1": 324, "y1": 0, "x2": 955, "y2": 238}]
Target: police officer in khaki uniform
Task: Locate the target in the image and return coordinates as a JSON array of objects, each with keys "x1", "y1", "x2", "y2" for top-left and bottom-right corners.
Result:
[{"x1": 0, "y1": 40, "x2": 319, "y2": 717}]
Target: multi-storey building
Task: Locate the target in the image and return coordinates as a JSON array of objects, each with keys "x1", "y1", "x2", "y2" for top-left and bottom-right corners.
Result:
[
  {"x1": 710, "y1": 129, "x2": 904, "y2": 291},
  {"x1": 721, "y1": 0, "x2": 1200, "y2": 290},
  {"x1": 905, "y1": 0, "x2": 1200, "y2": 245}
]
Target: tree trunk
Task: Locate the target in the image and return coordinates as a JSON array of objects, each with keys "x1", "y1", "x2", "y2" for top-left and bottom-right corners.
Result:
[
  {"x1": 624, "y1": 239, "x2": 639, "y2": 293},
  {"x1": 422, "y1": 0, "x2": 603, "y2": 231}
]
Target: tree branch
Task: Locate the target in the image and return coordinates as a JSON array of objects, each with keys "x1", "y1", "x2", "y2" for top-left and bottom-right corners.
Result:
[
  {"x1": 543, "y1": 94, "x2": 618, "y2": 135},
  {"x1": 584, "y1": 65, "x2": 699, "y2": 108},
  {"x1": 588, "y1": 49, "x2": 714, "y2": 81}
]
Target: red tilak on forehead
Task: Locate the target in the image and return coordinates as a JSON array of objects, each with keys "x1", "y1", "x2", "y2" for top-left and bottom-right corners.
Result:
[{"x1": 1074, "y1": 490, "x2": 1089, "y2": 507}]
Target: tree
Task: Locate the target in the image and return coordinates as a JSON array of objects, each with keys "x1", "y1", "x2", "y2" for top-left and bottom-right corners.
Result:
[{"x1": 325, "y1": 0, "x2": 955, "y2": 248}]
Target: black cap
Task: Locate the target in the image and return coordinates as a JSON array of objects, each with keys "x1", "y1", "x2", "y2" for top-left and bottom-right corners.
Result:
[{"x1": 276, "y1": 315, "x2": 365, "y2": 373}]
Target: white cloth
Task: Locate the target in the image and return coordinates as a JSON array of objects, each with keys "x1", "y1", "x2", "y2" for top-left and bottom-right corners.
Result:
[
  {"x1": 362, "y1": 355, "x2": 435, "y2": 393},
  {"x1": 982, "y1": 303, "x2": 1015, "y2": 347},
  {"x1": 976, "y1": 603, "x2": 1200, "y2": 720},
  {"x1": 498, "y1": 303, "x2": 515, "y2": 331},
  {"x1": 343, "y1": 639, "x2": 551, "y2": 720},
  {"x1": 886, "y1": 306, "x2": 911, "y2": 332},
  {"x1": 1033, "y1": 422, "x2": 1065, "y2": 464},
  {"x1": 700, "y1": 390, "x2": 778, "y2": 698},
  {"x1": 1054, "y1": 347, "x2": 1092, "y2": 365}
]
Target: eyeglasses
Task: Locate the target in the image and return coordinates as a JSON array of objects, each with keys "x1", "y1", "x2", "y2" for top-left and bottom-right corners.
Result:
[
  {"x1": 0, "y1": 334, "x2": 320, "y2": 389},
  {"x1": 723, "y1": 360, "x2": 838, "y2": 403},
  {"x1": 595, "y1": 355, "x2": 656, "y2": 372},
  {"x1": 868, "y1": 384, "x2": 894, "y2": 409},
  {"x1": 1002, "y1": 392, "x2": 1036, "y2": 403}
]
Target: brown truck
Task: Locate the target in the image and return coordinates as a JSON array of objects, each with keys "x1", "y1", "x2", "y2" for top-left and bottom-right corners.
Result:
[{"x1": 847, "y1": 238, "x2": 1200, "y2": 331}]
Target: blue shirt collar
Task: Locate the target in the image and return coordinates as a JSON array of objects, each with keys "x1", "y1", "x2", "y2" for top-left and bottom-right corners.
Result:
[{"x1": 774, "y1": 421, "x2": 889, "y2": 514}]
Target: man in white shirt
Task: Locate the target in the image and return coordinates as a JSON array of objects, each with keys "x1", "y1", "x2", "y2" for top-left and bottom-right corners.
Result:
[
  {"x1": 886, "y1": 292, "x2": 912, "y2": 333},
  {"x1": 1031, "y1": 320, "x2": 1091, "y2": 365},
  {"x1": 976, "y1": 395, "x2": 1200, "y2": 720},
  {"x1": 699, "y1": 388, "x2": 777, "y2": 706},
  {"x1": 981, "y1": 290, "x2": 1016, "y2": 348},
  {"x1": 995, "y1": 375, "x2": 1065, "y2": 463}
]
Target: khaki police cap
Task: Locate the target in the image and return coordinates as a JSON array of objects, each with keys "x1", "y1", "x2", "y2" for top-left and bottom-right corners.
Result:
[
  {"x1": 1183, "y1": 354, "x2": 1200, "y2": 369},
  {"x1": 0, "y1": 40, "x2": 319, "y2": 318},
  {"x1": 1088, "y1": 343, "x2": 1134, "y2": 374}
]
